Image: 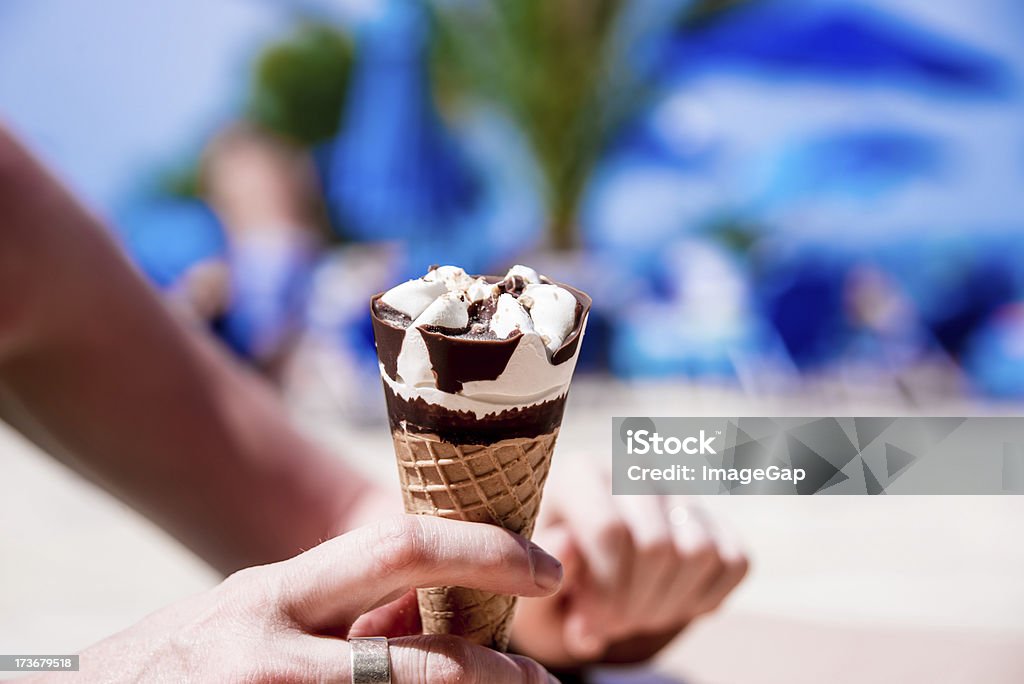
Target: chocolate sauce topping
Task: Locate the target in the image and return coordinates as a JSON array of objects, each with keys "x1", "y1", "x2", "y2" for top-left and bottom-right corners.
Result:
[
  {"x1": 419, "y1": 327, "x2": 522, "y2": 393},
  {"x1": 369, "y1": 277, "x2": 592, "y2": 388},
  {"x1": 497, "y1": 275, "x2": 529, "y2": 296},
  {"x1": 382, "y1": 382, "x2": 568, "y2": 444},
  {"x1": 369, "y1": 300, "x2": 407, "y2": 380}
]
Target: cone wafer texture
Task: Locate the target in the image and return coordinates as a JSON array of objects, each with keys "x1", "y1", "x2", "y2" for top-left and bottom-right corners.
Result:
[{"x1": 392, "y1": 428, "x2": 557, "y2": 649}]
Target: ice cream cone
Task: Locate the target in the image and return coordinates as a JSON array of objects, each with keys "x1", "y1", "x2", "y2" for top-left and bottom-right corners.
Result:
[
  {"x1": 391, "y1": 428, "x2": 559, "y2": 649},
  {"x1": 370, "y1": 265, "x2": 590, "y2": 652}
]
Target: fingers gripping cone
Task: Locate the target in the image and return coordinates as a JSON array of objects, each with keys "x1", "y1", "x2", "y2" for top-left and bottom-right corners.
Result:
[{"x1": 392, "y1": 429, "x2": 559, "y2": 650}]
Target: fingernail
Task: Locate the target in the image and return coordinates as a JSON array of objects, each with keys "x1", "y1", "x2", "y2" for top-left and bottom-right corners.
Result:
[
  {"x1": 669, "y1": 505, "x2": 690, "y2": 526},
  {"x1": 529, "y1": 543, "x2": 563, "y2": 590},
  {"x1": 573, "y1": 628, "x2": 604, "y2": 657},
  {"x1": 567, "y1": 616, "x2": 604, "y2": 657},
  {"x1": 579, "y1": 636, "x2": 604, "y2": 657}
]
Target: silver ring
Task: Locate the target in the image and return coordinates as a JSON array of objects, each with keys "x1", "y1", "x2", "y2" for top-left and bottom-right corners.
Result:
[{"x1": 350, "y1": 637, "x2": 391, "y2": 684}]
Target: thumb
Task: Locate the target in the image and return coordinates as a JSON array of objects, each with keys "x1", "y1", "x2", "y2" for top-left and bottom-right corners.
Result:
[
  {"x1": 389, "y1": 635, "x2": 557, "y2": 683},
  {"x1": 275, "y1": 515, "x2": 563, "y2": 630}
]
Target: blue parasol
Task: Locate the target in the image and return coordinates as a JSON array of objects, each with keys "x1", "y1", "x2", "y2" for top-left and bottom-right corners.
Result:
[{"x1": 326, "y1": 0, "x2": 479, "y2": 255}]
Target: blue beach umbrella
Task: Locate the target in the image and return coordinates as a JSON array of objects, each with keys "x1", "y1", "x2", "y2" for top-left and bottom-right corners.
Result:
[
  {"x1": 754, "y1": 245, "x2": 855, "y2": 369},
  {"x1": 754, "y1": 127, "x2": 946, "y2": 210},
  {"x1": 655, "y1": 1, "x2": 1007, "y2": 94},
  {"x1": 326, "y1": 0, "x2": 479, "y2": 267}
]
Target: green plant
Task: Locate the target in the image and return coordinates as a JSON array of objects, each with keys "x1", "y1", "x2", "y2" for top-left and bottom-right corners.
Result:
[
  {"x1": 247, "y1": 23, "x2": 354, "y2": 147},
  {"x1": 429, "y1": 0, "x2": 760, "y2": 250},
  {"x1": 430, "y1": 0, "x2": 633, "y2": 250}
]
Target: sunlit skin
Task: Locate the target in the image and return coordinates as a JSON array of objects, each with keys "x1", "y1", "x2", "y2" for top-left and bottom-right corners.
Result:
[
  {"x1": 38, "y1": 517, "x2": 564, "y2": 683},
  {"x1": 516, "y1": 450, "x2": 748, "y2": 667},
  {"x1": 0, "y1": 124, "x2": 746, "y2": 679}
]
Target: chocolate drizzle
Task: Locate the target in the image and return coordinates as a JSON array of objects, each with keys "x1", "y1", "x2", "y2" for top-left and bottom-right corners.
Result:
[
  {"x1": 497, "y1": 275, "x2": 529, "y2": 296},
  {"x1": 466, "y1": 297, "x2": 497, "y2": 334},
  {"x1": 418, "y1": 327, "x2": 522, "y2": 393},
  {"x1": 382, "y1": 382, "x2": 568, "y2": 444},
  {"x1": 369, "y1": 276, "x2": 592, "y2": 388},
  {"x1": 369, "y1": 301, "x2": 407, "y2": 380}
]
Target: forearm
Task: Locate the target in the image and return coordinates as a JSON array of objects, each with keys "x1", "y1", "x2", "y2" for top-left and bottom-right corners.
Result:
[{"x1": 0, "y1": 124, "x2": 385, "y2": 573}]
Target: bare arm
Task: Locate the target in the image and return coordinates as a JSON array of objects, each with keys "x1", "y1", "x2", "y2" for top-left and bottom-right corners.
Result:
[{"x1": 0, "y1": 123, "x2": 389, "y2": 574}]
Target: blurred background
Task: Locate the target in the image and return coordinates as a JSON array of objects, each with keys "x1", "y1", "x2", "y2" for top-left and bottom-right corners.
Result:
[{"x1": 2, "y1": 0, "x2": 1024, "y2": 682}]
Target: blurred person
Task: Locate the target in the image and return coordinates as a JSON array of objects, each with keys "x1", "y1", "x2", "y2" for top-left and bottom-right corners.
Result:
[
  {"x1": 843, "y1": 264, "x2": 937, "y2": 371},
  {"x1": 115, "y1": 124, "x2": 324, "y2": 382},
  {"x1": 199, "y1": 123, "x2": 325, "y2": 379},
  {"x1": 0, "y1": 125, "x2": 746, "y2": 680}
]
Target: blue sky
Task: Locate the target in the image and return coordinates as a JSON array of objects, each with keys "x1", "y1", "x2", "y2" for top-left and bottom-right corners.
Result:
[
  {"x1": 1, "y1": 0, "x2": 1022, "y2": 227},
  {"x1": 0, "y1": 1, "x2": 287, "y2": 208}
]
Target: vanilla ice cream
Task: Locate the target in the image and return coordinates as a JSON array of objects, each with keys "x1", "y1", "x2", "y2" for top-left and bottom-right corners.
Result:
[{"x1": 370, "y1": 265, "x2": 590, "y2": 433}]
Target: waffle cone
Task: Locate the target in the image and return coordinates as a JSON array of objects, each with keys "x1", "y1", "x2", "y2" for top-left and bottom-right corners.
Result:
[{"x1": 391, "y1": 427, "x2": 559, "y2": 650}]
